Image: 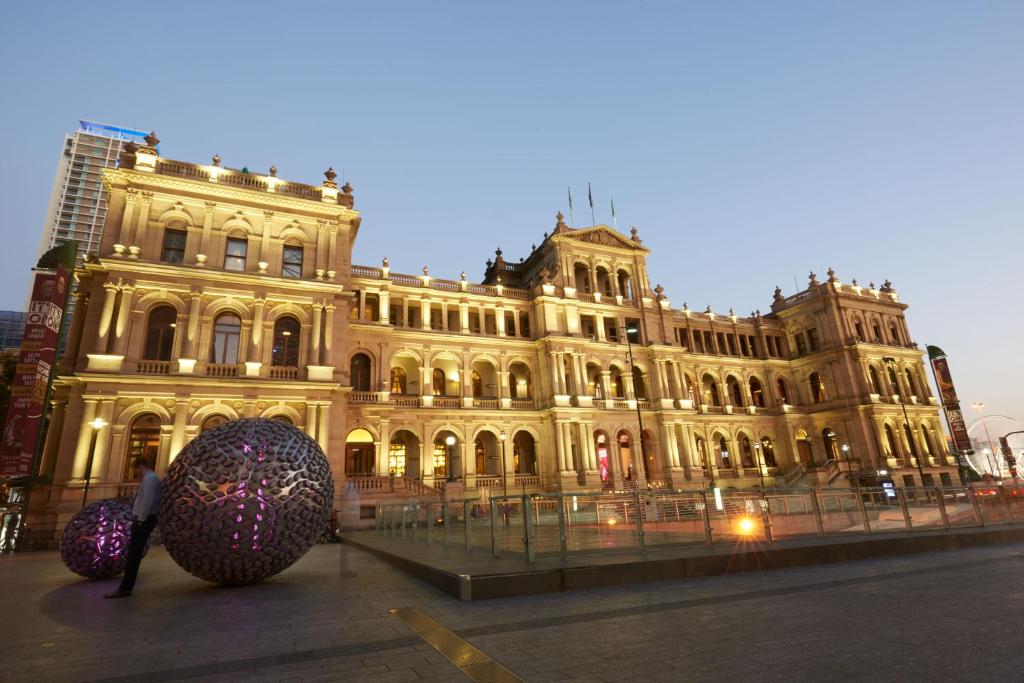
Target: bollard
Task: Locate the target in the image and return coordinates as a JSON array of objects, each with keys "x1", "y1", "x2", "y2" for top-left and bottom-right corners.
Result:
[
  {"x1": 557, "y1": 493, "x2": 568, "y2": 559},
  {"x1": 700, "y1": 490, "x2": 713, "y2": 547},
  {"x1": 809, "y1": 490, "x2": 825, "y2": 537},
  {"x1": 896, "y1": 489, "x2": 913, "y2": 530}
]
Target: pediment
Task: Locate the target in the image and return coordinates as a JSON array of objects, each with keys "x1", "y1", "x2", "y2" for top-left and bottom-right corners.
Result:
[{"x1": 564, "y1": 225, "x2": 646, "y2": 251}]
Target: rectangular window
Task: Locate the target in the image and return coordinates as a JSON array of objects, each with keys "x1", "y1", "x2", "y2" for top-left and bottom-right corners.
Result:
[
  {"x1": 807, "y1": 328, "x2": 820, "y2": 352},
  {"x1": 716, "y1": 332, "x2": 727, "y2": 355},
  {"x1": 740, "y1": 336, "x2": 749, "y2": 357},
  {"x1": 625, "y1": 319, "x2": 641, "y2": 344},
  {"x1": 282, "y1": 245, "x2": 303, "y2": 278},
  {"x1": 161, "y1": 228, "x2": 187, "y2": 263},
  {"x1": 726, "y1": 335, "x2": 737, "y2": 356},
  {"x1": 224, "y1": 237, "x2": 248, "y2": 271},
  {"x1": 795, "y1": 333, "x2": 807, "y2": 356}
]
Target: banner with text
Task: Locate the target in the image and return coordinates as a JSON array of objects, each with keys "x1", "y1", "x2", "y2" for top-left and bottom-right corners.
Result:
[
  {"x1": 0, "y1": 265, "x2": 70, "y2": 477},
  {"x1": 929, "y1": 351, "x2": 972, "y2": 453}
]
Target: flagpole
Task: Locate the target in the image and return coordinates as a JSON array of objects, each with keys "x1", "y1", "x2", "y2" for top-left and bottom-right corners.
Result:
[
  {"x1": 588, "y1": 182, "x2": 596, "y2": 226},
  {"x1": 611, "y1": 198, "x2": 617, "y2": 229},
  {"x1": 567, "y1": 187, "x2": 574, "y2": 226}
]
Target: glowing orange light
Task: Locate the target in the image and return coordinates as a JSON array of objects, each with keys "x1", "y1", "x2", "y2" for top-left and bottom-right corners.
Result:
[
  {"x1": 607, "y1": 519, "x2": 617, "y2": 526},
  {"x1": 737, "y1": 517, "x2": 756, "y2": 535}
]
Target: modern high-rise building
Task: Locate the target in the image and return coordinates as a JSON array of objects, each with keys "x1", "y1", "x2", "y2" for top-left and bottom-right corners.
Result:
[
  {"x1": 37, "y1": 121, "x2": 151, "y2": 263},
  {"x1": 0, "y1": 310, "x2": 28, "y2": 352}
]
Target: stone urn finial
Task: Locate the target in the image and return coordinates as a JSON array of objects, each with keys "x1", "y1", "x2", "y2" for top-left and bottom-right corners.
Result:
[
  {"x1": 144, "y1": 131, "x2": 160, "y2": 147},
  {"x1": 630, "y1": 226, "x2": 641, "y2": 242},
  {"x1": 269, "y1": 165, "x2": 277, "y2": 177},
  {"x1": 212, "y1": 154, "x2": 221, "y2": 166},
  {"x1": 324, "y1": 166, "x2": 337, "y2": 183}
]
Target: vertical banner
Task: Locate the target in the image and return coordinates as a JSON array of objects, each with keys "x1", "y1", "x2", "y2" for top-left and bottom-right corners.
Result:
[
  {"x1": 0, "y1": 264, "x2": 70, "y2": 477},
  {"x1": 927, "y1": 345, "x2": 971, "y2": 453}
]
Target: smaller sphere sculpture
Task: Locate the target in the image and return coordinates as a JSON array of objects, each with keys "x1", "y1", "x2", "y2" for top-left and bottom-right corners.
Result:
[
  {"x1": 159, "y1": 418, "x2": 334, "y2": 585},
  {"x1": 60, "y1": 498, "x2": 140, "y2": 579}
]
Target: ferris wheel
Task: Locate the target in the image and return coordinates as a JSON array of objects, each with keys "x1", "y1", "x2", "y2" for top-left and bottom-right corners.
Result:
[{"x1": 965, "y1": 413, "x2": 1024, "y2": 477}]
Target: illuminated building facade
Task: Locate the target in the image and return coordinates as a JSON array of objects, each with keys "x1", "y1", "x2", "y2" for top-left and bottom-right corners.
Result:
[{"x1": 34, "y1": 137, "x2": 958, "y2": 533}]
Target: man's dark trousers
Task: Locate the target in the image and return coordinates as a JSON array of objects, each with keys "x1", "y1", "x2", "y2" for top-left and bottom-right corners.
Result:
[{"x1": 118, "y1": 515, "x2": 157, "y2": 593}]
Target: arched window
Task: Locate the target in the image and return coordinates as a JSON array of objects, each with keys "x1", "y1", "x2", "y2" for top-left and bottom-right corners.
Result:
[
  {"x1": 143, "y1": 306, "x2": 177, "y2": 361},
  {"x1": 349, "y1": 353, "x2": 371, "y2": 391},
  {"x1": 809, "y1": 372, "x2": 826, "y2": 403},
  {"x1": 432, "y1": 368, "x2": 446, "y2": 396},
  {"x1": 471, "y1": 370, "x2": 482, "y2": 397},
  {"x1": 695, "y1": 437, "x2": 708, "y2": 469},
  {"x1": 904, "y1": 369, "x2": 917, "y2": 397},
  {"x1": 718, "y1": 437, "x2": 730, "y2": 468},
  {"x1": 761, "y1": 437, "x2": 777, "y2": 467},
  {"x1": 388, "y1": 439, "x2": 407, "y2": 476},
  {"x1": 617, "y1": 270, "x2": 634, "y2": 300},
  {"x1": 868, "y1": 366, "x2": 882, "y2": 394},
  {"x1": 777, "y1": 378, "x2": 790, "y2": 404},
  {"x1": 887, "y1": 367, "x2": 900, "y2": 395},
  {"x1": 703, "y1": 376, "x2": 721, "y2": 406},
  {"x1": 921, "y1": 425, "x2": 934, "y2": 456},
  {"x1": 740, "y1": 437, "x2": 754, "y2": 467},
  {"x1": 390, "y1": 366, "x2": 407, "y2": 394},
  {"x1": 201, "y1": 414, "x2": 229, "y2": 433},
  {"x1": 124, "y1": 414, "x2": 161, "y2": 481},
  {"x1": 749, "y1": 378, "x2": 765, "y2": 408},
  {"x1": 822, "y1": 429, "x2": 839, "y2": 461},
  {"x1": 210, "y1": 313, "x2": 242, "y2": 364},
  {"x1": 884, "y1": 424, "x2": 898, "y2": 456},
  {"x1": 728, "y1": 377, "x2": 743, "y2": 407},
  {"x1": 903, "y1": 423, "x2": 919, "y2": 457},
  {"x1": 272, "y1": 316, "x2": 300, "y2": 367},
  {"x1": 612, "y1": 369, "x2": 625, "y2": 398},
  {"x1": 573, "y1": 263, "x2": 591, "y2": 293}
]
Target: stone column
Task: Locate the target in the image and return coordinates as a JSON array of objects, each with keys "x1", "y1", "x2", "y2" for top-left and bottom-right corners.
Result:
[
  {"x1": 94, "y1": 283, "x2": 119, "y2": 353},
  {"x1": 110, "y1": 285, "x2": 135, "y2": 356},
  {"x1": 71, "y1": 399, "x2": 99, "y2": 480},
  {"x1": 323, "y1": 305, "x2": 336, "y2": 362},
  {"x1": 38, "y1": 398, "x2": 67, "y2": 476},
  {"x1": 379, "y1": 290, "x2": 390, "y2": 325},
  {"x1": 562, "y1": 422, "x2": 575, "y2": 472},
  {"x1": 317, "y1": 403, "x2": 330, "y2": 453},
  {"x1": 168, "y1": 400, "x2": 189, "y2": 466},
  {"x1": 305, "y1": 404, "x2": 317, "y2": 439},
  {"x1": 198, "y1": 201, "x2": 215, "y2": 261},
  {"x1": 459, "y1": 301, "x2": 470, "y2": 334},
  {"x1": 260, "y1": 211, "x2": 273, "y2": 264},
  {"x1": 309, "y1": 304, "x2": 322, "y2": 365},
  {"x1": 116, "y1": 190, "x2": 138, "y2": 250},
  {"x1": 130, "y1": 192, "x2": 152, "y2": 253},
  {"x1": 248, "y1": 297, "x2": 265, "y2": 363},
  {"x1": 554, "y1": 421, "x2": 567, "y2": 471},
  {"x1": 496, "y1": 306, "x2": 506, "y2": 336},
  {"x1": 181, "y1": 289, "x2": 203, "y2": 359},
  {"x1": 600, "y1": 371, "x2": 612, "y2": 402}
]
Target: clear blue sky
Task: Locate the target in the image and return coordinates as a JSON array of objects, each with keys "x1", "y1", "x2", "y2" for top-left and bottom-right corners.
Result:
[{"x1": 1, "y1": 1, "x2": 1021, "y2": 425}]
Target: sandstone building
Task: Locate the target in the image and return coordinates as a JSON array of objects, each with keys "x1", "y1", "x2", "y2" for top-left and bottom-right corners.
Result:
[{"x1": 35, "y1": 136, "x2": 957, "y2": 531}]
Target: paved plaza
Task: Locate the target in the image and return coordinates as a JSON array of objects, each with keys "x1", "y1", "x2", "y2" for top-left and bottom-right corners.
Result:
[{"x1": 3, "y1": 540, "x2": 1023, "y2": 682}]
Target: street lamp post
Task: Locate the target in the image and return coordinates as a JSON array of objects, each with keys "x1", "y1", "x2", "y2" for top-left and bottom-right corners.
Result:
[
  {"x1": 883, "y1": 357, "x2": 925, "y2": 485},
  {"x1": 753, "y1": 442, "x2": 766, "y2": 491},
  {"x1": 81, "y1": 417, "x2": 107, "y2": 508},
  {"x1": 444, "y1": 434, "x2": 456, "y2": 482},
  {"x1": 499, "y1": 430, "x2": 508, "y2": 496},
  {"x1": 972, "y1": 402, "x2": 1001, "y2": 479},
  {"x1": 621, "y1": 325, "x2": 648, "y2": 485}
]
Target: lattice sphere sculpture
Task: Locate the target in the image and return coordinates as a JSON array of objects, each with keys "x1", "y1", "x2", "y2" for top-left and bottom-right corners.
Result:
[
  {"x1": 60, "y1": 498, "x2": 140, "y2": 579},
  {"x1": 159, "y1": 418, "x2": 334, "y2": 585}
]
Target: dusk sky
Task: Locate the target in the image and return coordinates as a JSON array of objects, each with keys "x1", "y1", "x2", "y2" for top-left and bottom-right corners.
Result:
[{"x1": 1, "y1": 2, "x2": 1021, "y2": 428}]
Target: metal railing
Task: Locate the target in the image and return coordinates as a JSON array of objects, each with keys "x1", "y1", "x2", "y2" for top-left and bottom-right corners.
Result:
[{"x1": 373, "y1": 484, "x2": 1024, "y2": 563}]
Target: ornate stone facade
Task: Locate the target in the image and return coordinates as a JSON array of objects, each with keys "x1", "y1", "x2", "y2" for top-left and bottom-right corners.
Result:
[{"x1": 34, "y1": 138, "x2": 956, "y2": 535}]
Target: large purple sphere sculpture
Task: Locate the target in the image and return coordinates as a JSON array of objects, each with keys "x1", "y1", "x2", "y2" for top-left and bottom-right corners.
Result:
[
  {"x1": 158, "y1": 418, "x2": 334, "y2": 585},
  {"x1": 60, "y1": 498, "x2": 140, "y2": 578}
]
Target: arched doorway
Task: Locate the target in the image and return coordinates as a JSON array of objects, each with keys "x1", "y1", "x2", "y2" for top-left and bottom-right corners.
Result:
[
  {"x1": 124, "y1": 414, "x2": 161, "y2": 480},
  {"x1": 433, "y1": 430, "x2": 460, "y2": 480},
  {"x1": 641, "y1": 428, "x2": 658, "y2": 481},
  {"x1": 595, "y1": 431, "x2": 612, "y2": 482},
  {"x1": 349, "y1": 352, "x2": 372, "y2": 391},
  {"x1": 345, "y1": 428, "x2": 376, "y2": 476},
  {"x1": 617, "y1": 430, "x2": 635, "y2": 481},
  {"x1": 795, "y1": 429, "x2": 814, "y2": 466},
  {"x1": 474, "y1": 431, "x2": 501, "y2": 476},
  {"x1": 513, "y1": 431, "x2": 537, "y2": 475},
  {"x1": 390, "y1": 430, "x2": 420, "y2": 478},
  {"x1": 740, "y1": 436, "x2": 755, "y2": 468},
  {"x1": 272, "y1": 316, "x2": 300, "y2": 367}
]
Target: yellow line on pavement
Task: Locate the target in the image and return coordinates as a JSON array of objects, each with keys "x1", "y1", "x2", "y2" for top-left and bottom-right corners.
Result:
[{"x1": 390, "y1": 607, "x2": 525, "y2": 683}]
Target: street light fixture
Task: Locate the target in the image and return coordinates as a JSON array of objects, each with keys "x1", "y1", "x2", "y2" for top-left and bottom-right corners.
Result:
[
  {"x1": 81, "y1": 417, "x2": 107, "y2": 508},
  {"x1": 499, "y1": 430, "x2": 508, "y2": 496},
  {"x1": 883, "y1": 356, "x2": 925, "y2": 485},
  {"x1": 753, "y1": 441, "x2": 766, "y2": 491},
  {"x1": 444, "y1": 434, "x2": 456, "y2": 482}
]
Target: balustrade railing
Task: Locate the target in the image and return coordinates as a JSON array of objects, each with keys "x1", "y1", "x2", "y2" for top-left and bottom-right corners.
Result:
[
  {"x1": 269, "y1": 366, "x2": 299, "y2": 380},
  {"x1": 389, "y1": 394, "x2": 421, "y2": 407},
  {"x1": 472, "y1": 398, "x2": 499, "y2": 409},
  {"x1": 349, "y1": 391, "x2": 380, "y2": 404},
  {"x1": 433, "y1": 396, "x2": 461, "y2": 408},
  {"x1": 509, "y1": 399, "x2": 536, "y2": 410},
  {"x1": 205, "y1": 363, "x2": 238, "y2": 377},
  {"x1": 136, "y1": 360, "x2": 170, "y2": 375}
]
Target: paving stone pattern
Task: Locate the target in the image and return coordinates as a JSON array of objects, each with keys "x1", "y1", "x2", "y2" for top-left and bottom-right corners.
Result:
[{"x1": 2, "y1": 540, "x2": 1023, "y2": 681}]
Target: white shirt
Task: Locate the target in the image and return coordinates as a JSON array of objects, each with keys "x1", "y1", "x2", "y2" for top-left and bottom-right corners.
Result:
[{"x1": 133, "y1": 470, "x2": 163, "y2": 520}]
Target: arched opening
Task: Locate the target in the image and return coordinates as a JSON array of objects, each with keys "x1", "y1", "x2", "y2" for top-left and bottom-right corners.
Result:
[
  {"x1": 740, "y1": 436, "x2": 755, "y2": 467},
  {"x1": 573, "y1": 263, "x2": 592, "y2": 293},
  {"x1": 390, "y1": 352, "x2": 419, "y2": 394},
  {"x1": 795, "y1": 429, "x2": 814, "y2": 466},
  {"x1": 200, "y1": 414, "x2": 230, "y2": 433},
  {"x1": 271, "y1": 414, "x2": 293, "y2": 425},
  {"x1": 617, "y1": 430, "x2": 635, "y2": 480},
  {"x1": 887, "y1": 367, "x2": 900, "y2": 395},
  {"x1": 749, "y1": 377, "x2": 765, "y2": 408},
  {"x1": 641, "y1": 428, "x2": 658, "y2": 481},
  {"x1": 508, "y1": 361, "x2": 532, "y2": 399},
  {"x1": 595, "y1": 431, "x2": 612, "y2": 482},
  {"x1": 470, "y1": 359, "x2": 498, "y2": 398},
  {"x1": 143, "y1": 306, "x2": 177, "y2": 361},
  {"x1": 595, "y1": 266, "x2": 613, "y2": 296},
  {"x1": 903, "y1": 422, "x2": 919, "y2": 457},
  {"x1": 695, "y1": 436, "x2": 708, "y2": 471},
  {"x1": 124, "y1": 414, "x2": 161, "y2": 480},
  {"x1": 868, "y1": 366, "x2": 882, "y2": 394},
  {"x1": 210, "y1": 313, "x2": 242, "y2": 364},
  {"x1": 884, "y1": 423, "x2": 899, "y2": 457},
  {"x1": 433, "y1": 430, "x2": 460, "y2": 480},
  {"x1": 921, "y1": 424, "x2": 934, "y2": 457},
  {"x1": 904, "y1": 368, "x2": 918, "y2": 397},
  {"x1": 760, "y1": 437, "x2": 778, "y2": 467},
  {"x1": 271, "y1": 316, "x2": 300, "y2": 367},
  {"x1": 726, "y1": 375, "x2": 744, "y2": 407},
  {"x1": 430, "y1": 356, "x2": 460, "y2": 397},
  {"x1": 474, "y1": 431, "x2": 501, "y2": 476},
  {"x1": 717, "y1": 436, "x2": 731, "y2": 469},
  {"x1": 776, "y1": 377, "x2": 791, "y2": 404},
  {"x1": 822, "y1": 428, "x2": 839, "y2": 461},
  {"x1": 513, "y1": 431, "x2": 537, "y2": 475},
  {"x1": 349, "y1": 352, "x2": 372, "y2": 391},
  {"x1": 390, "y1": 430, "x2": 420, "y2": 478},
  {"x1": 586, "y1": 362, "x2": 603, "y2": 399},
  {"x1": 610, "y1": 366, "x2": 625, "y2": 399},
  {"x1": 616, "y1": 269, "x2": 634, "y2": 300},
  {"x1": 345, "y1": 428, "x2": 376, "y2": 476},
  {"x1": 809, "y1": 372, "x2": 826, "y2": 403},
  {"x1": 702, "y1": 374, "x2": 721, "y2": 406},
  {"x1": 632, "y1": 366, "x2": 647, "y2": 400}
]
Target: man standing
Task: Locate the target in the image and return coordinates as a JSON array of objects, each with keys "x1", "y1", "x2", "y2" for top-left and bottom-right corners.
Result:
[{"x1": 104, "y1": 457, "x2": 162, "y2": 598}]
